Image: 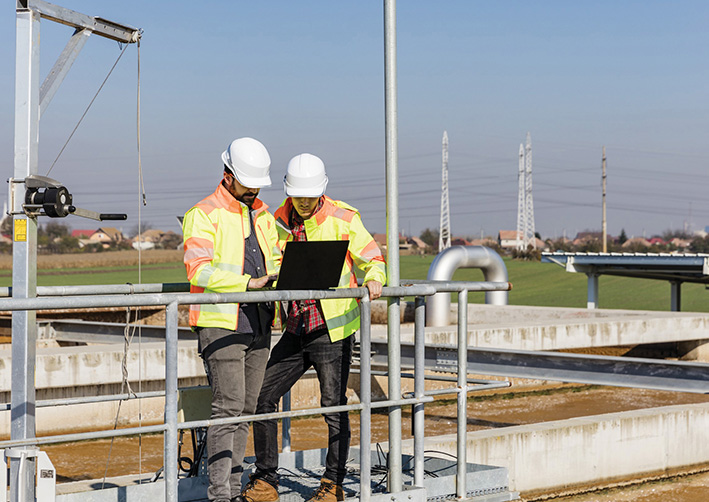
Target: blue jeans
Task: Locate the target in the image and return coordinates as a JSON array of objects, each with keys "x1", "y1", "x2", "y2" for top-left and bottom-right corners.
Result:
[
  {"x1": 198, "y1": 327, "x2": 271, "y2": 502},
  {"x1": 253, "y1": 328, "x2": 353, "y2": 485}
]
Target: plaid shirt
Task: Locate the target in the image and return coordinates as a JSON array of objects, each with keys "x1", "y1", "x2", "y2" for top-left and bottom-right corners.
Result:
[{"x1": 285, "y1": 198, "x2": 328, "y2": 335}]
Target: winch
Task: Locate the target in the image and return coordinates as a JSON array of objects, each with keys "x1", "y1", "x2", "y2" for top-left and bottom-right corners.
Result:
[{"x1": 11, "y1": 174, "x2": 127, "y2": 221}]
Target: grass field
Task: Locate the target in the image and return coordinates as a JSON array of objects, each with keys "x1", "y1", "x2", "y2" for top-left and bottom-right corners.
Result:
[{"x1": 0, "y1": 251, "x2": 706, "y2": 312}]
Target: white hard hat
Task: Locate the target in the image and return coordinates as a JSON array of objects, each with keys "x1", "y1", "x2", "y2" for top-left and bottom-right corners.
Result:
[
  {"x1": 221, "y1": 137, "x2": 272, "y2": 188},
  {"x1": 283, "y1": 153, "x2": 329, "y2": 197}
]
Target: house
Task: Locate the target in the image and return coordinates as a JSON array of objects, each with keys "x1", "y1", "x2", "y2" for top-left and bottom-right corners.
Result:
[
  {"x1": 71, "y1": 229, "x2": 94, "y2": 240},
  {"x1": 131, "y1": 228, "x2": 183, "y2": 250},
  {"x1": 621, "y1": 237, "x2": 650, "y2": 250},
  {"x1": 89, "y1": 227, "x2": 124, "y2": 246},
  {"x1": 133, "y1": 229, "x2": 164, "y2": 244},
  {"x1": 670, "y1": 238, "x2": 691, "y2": 250},
  {"x1": 498, "y1": 230, "x2": 521, "y2": 250},
  {"x1": 572, "y1": 231, "x2": 603, "y2": 247},
  {"x1": 408, "y1": 236, "x2": 426, "y2": 249},
  {"x1": 372, "y1": 233, "x2": 387, "y2": 250},
  {"x1": 468, "y1": 237, "x2": 498, "y2": 247}
]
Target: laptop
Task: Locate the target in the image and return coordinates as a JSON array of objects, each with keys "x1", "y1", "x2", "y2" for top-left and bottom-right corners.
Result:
[{"x1": 274, "y1": 240, "x2": 349, "y2": 290}]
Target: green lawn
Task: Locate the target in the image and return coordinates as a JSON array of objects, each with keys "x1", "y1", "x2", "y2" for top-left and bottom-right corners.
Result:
[
  {"x1": 2, "y1": 254, "x2": 706, "y2": 312},
  {"x1": 399, "y1": 255, "x2": 708, "y2": 312}
]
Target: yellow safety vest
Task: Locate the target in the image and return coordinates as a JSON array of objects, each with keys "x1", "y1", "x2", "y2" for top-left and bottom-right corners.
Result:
[
  {"x1": 274, "y1": 196, "x2": 386, "y2": 342},
  {"x1": 183, "y1": 183, "x2": 281, "y2": 330}
]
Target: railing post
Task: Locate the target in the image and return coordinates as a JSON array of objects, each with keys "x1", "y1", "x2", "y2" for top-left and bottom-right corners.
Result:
[
  {"x1": 457, "y1": 290, "x2": 468, "y2": 498},
  {"x1": 413, "y1": 296, "x2": 425, "y2": 486},
  {"x1": 164, "y1": 301, "x2": 179, "y2": 502},
  {"x1": 359, "y1": 294, "x2": 372, "y2": 502},
  {"x1": 281, "y1": 392, "x2": 291, "y2": 453}
]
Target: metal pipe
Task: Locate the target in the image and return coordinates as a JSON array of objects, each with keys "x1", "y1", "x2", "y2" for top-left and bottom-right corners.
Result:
[
  {"x1": 0, "y1": 423, "x2": 167, "y2": 448},
  {"x1": 426, "y1": 246, "x2": 509, "y2": 327},
  {"x1": 0, "y1": 283, "x2": 188, "y2": 297},
  {"x1": 0, "y1": 281, "x2": 507, "y2": 300},
  {"x1": 281, "y1": 392, "x2": 291, "y2": 453},
  {"x1": 457, "y1": 289, "x2": 468, "y2": 498},
  {"x1": 413, "y1": 297, "x2": 425, "y2": 486},
  {"x1": 164, "y1": 302, "x2": 179, "y2": 502},
  {"x1": 359, "y1": 295, "x2": 372, "y2": 502},
  {"x1": 406, "y1": 382, "x2": 510, "y2": 399},
  {"x1": 0, "y1": 286, "x2": 447, "y2": 312},
  {"x1": 384, "y1": 0, "x2": 402, "y2": 490}
]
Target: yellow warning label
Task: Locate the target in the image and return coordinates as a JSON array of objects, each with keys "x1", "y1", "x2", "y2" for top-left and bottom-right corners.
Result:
[{"x1": 14, "y1": 219, "x2": 27, "y2": 242}]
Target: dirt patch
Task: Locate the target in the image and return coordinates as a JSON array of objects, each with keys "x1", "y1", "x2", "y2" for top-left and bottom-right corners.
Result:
[
  {"x1": 44, "y1": 385, "x2": 709, "y2": 491},
  {"x1": 0, "y1": 249, "x2": 183, "y2": 270}
]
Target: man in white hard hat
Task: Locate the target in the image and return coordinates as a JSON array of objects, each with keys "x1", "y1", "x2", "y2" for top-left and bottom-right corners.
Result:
[
  {"x1": 242, "y1": 153, "x2": 386, "y2": 502},
  {"x1": 182, "y1": 137, "x2": 282, "y2": 502}
]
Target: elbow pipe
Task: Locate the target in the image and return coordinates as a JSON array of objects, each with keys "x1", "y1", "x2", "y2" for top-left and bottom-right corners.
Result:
[{"x1": 425, "y1": 246, "x2": 508, "y2": 327}]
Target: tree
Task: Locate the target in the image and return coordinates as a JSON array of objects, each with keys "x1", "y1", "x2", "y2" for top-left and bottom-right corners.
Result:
[
  {"x1": 690, "y1": 235, "x2": 709, "y2": 254},
  {"x1": 130, "y1": 222, "x2": 153, "y2": 238},
  {"x1": 0, "y1": 215, "x2": 12, "y2": 236},
  {"x1": 44, "y1": 222, "x2": 70, "y2": 239},
  {"x1": 618, "y1": 228, "x2": 628, "y2": 245},
  {"x1": 579, "y1": 239, "x2": 602, "y2": 253},
  {"x1": 661, "y1": 229, "x2": 691, "y2": 241},
  {"x1": 419, "y1": 228, "x2": 439, "y2": 248},
  {"x1": 159, "y1": 231, "x2": 183, "y2": 250}
]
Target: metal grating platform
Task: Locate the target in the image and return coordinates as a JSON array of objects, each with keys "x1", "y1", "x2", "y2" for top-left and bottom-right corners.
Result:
[{"x1": 56, "y1": 447, "x2": 519, "y2": 502}]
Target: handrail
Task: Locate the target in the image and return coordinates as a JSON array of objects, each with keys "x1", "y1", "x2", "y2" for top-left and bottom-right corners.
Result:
[{"x1": 0, "y1": 280, "x2": 511, "y2": 502}]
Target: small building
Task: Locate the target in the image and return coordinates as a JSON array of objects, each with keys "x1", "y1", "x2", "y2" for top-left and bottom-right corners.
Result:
[
  {"x1": 498, "y1": 230, "x2": 521, "y2": 250},
  {"x1": 131, "y1": 228, "x2": 182, "y2": 250},
  {"x1": 89, "y1": 227, "x2": 124, "y2": 246},
  {"x1": 671, "y1": 237, "x2": 691, "y2": 250},
  {"x1": 621, "y1": 237, "x2": 650, "y2": 250},
  {"x1": 71, "y1": 229, "x2": 94, "y2": 240},
  {"x1": 372, "y1": 233, "x2": 388, "y2": 250}
]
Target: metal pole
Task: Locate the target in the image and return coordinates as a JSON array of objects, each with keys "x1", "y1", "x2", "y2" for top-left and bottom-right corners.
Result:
[
  {"x1": 359, "y1": 295, "x2": 372, "y2": 502},
  {"x1": 602, "y1": 146, "x2": 607, "y2": 253},
  {"x1": 164, "y1": 302, "x2": 179, "y2": 502},
  {"x1": 671, "y1": 280, "x2": 682, "y2": 312},
  {"x1": 413, "y1": 297, "x2": 425, "y2": 486},
  {"x1": 383, "y1": 0, "x2": 402, "y2": 491},
  {"x1": 11, "y1": 6, "x2": 40, "y2": 501},
  {"x1": 456, "y1": 290, "x2": 468, "y2": 498},
  {"x1": 587, "y1": 272, "x2": 599, "y2": 309},
  {"x1": 281, "y1": 392, "x2": 291, "y2": 453}
]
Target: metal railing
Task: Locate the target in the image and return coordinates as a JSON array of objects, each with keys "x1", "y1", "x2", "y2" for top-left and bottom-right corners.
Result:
[{"x1": 0, "y1": 280, "x2": 511, "y2": 502}]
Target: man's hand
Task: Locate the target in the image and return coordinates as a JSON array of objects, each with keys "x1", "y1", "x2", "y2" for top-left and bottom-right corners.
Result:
[
  {"x1": 365, "y1": 280, "x2": 383, "y2": 300},
  {"x1": 248, "y1": 275, "x2": 273, "y2": 289}
]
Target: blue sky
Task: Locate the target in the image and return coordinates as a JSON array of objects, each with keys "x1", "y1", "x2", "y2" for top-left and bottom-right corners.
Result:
[{"x1": 2, "y1": 1, "x2": 709, "y2": 240}]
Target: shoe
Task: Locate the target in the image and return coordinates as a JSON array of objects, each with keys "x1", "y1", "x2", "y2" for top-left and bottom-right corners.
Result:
[
  {"x1": 242, "y1": 474, "x2": 279, "y2": 502},
  {"x1": 306, "y1": 478, "x2": 345, "y2": 502}
]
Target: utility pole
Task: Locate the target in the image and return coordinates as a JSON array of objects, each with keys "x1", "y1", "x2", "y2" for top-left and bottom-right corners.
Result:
[
  {"x1": 602, "y1": 146, "x2": 607, "y2": 253},
  {"x1": 439, "y1": 130, "x2": 451, "y2": 252},
  {"x1": 524, "y1": 132, "x2": 536, "y2": 249},
  {"x1": 516, "y1": 143, "x2": 525, "y2": 250}
]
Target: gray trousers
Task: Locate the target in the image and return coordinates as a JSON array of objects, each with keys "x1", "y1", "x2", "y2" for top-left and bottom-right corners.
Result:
[{"x1": 198, "y1": 327, "x2": 271, "y2": 502}]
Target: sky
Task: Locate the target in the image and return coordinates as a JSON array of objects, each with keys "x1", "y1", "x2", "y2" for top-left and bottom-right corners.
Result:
[{"x1": 2, "y1": 1, "x2": 709, "y2": 241}]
